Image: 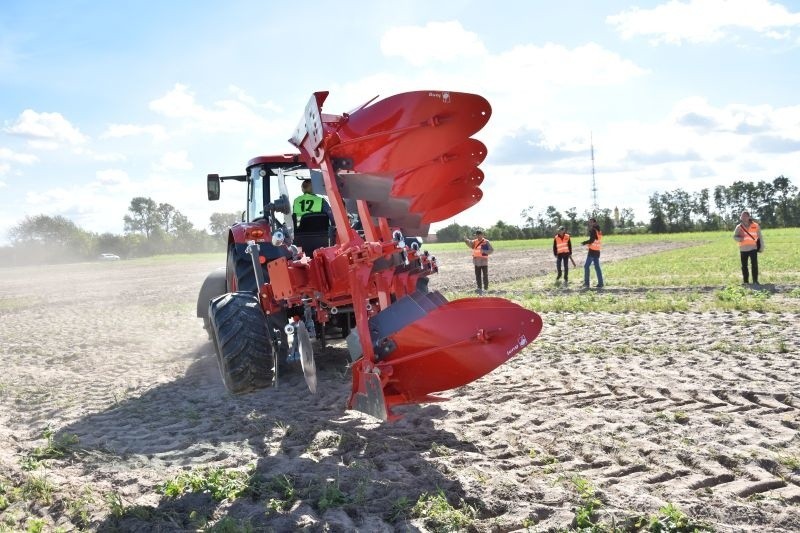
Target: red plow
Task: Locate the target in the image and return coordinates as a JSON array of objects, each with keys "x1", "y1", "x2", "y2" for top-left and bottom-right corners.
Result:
[{"x1": 199, "y1": 90, "x2": 542, "y2": 421}]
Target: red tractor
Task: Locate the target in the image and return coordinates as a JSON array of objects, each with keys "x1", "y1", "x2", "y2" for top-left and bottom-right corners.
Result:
[{"x1": 197, "y1": 90, "x2": 542, "y2": 421}]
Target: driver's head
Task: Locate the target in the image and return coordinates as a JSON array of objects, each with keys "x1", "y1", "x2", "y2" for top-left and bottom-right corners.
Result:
[{"x1": 301, "y1": 179, "x2": 313, "y2": 194}]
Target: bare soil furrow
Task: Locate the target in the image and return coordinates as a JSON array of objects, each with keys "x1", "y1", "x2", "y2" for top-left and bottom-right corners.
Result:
[{"x1": 0, "y1": 253, "x2": 798, "y2": 531}]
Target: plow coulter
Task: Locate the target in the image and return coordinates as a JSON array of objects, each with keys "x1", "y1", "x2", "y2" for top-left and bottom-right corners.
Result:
[{"x1": 198, "y1": 90, "x2": 542, "y2": 421}]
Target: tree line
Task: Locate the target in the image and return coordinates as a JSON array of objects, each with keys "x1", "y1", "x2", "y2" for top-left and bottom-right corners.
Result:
[
  {"x1": 435, "y1": 175, "x2": 799, "y2": 242},
  {"x1": 3, "y1": 176, "x2": 798, "y2": 263},
  {"x1": 1, "y1": 196, "x2": 240, "y2": 266},
  {"x1": 648, "y1": 176, "x2": 799, "y2": 233}
]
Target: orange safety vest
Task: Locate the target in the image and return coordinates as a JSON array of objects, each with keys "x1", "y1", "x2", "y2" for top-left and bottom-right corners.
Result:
[
  {"x1": 738, "y1": 221, "x2": 759, "y2": 248},
  {"x1": 472, "y1": 238, "x2": 488, "y2": 258},
  {"x1": 588, "y1": 229, "x2": 602, "y2": 251},
  {"x1": 555, "y1": 233, "x2": 570, "y2": 254}
]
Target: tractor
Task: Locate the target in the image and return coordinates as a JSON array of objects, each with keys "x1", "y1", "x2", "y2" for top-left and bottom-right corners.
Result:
[{"x1": 197, "y1": 90, "x2": 542, "y2": 421}]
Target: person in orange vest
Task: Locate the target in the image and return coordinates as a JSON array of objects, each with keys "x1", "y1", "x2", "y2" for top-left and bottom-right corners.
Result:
[
  {"x1": 464, "y1": 229, "x2": 494, "y2": 294},
  {"x1": 733, "y1": 210, "x2": 764, "y2": 285},
  {"x1": 552, "y1": 226, "x2": 573, "y2": 285},
  {"x1": 581, "y1": 218, "x2": 604, "y2": 288}
]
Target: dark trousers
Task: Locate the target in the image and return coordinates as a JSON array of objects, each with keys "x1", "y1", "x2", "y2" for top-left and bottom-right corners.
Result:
[
  {"x1": 474, "y1": 265, "x2": 488, "y2": 290},
  {"x1": 740, "y1": 250, "x2": 759, "y2": 284},
  {"x1": 556, "y1": 254, "x2": 569, "y2": 280}
]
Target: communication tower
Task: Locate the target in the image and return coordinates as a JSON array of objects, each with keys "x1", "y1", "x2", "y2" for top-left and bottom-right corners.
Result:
[{"x1": 590, "y1": 132, "x2": 599, "y2": 214}]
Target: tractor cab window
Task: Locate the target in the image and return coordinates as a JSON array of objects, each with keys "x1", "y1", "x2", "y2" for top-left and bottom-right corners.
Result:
[
  {"x1": 271, "y1": 169, "x2": 294, "y2": 242},
  {"x1": 247, "y1": 168, "x2": 266, "y2": 222}
]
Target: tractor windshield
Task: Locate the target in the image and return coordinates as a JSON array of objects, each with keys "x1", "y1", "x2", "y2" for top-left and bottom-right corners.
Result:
[
  {"x1": 273, "y1": 169, "x2": 294, "y2": 242},
  {"x1": 247, "y1": 168, "x2": 266, "y2": 222}
]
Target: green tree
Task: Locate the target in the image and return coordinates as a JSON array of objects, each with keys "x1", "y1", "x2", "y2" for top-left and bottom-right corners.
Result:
[
  {"x1": 123, "y1": 197, "x2": 159, "y2": 237},
  {"x1": 564, "y1": 208, "x2": 579, "y2": 234},
  {"x1": 436, "y1": 222, "x2": 472, "y2": 242},
  {"x1": 172, "y1": 211, "x2": 194, "y2": 237},
  {"x1": 157, "y1": 202, "x2": 177, "y2": 233},
  {"x1": 772, "y1": 175, "x2": 799, "y2": 227},
  {"x1": 7, "y1": 214, "x2": 94, "y2": 262},
  {"x1": 209, "y1": 212, "x2": 240, "y2": 238}
]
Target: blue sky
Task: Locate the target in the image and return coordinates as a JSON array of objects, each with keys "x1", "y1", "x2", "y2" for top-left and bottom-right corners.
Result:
[{"x1": 2, "y1": 0, "x2": 800, "y2": 242}]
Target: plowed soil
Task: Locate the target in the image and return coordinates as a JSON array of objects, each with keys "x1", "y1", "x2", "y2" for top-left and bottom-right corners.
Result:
[{"x1": 0, "y1": 243, "x2": 798, "y2": 532}]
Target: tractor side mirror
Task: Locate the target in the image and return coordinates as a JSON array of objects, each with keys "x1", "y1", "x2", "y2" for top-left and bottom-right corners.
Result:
[{"x1": 207, "y1": 174, "x2": 221, "y2": 201}]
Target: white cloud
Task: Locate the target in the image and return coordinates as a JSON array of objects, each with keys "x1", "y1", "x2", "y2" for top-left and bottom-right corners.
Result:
[
  {"x1": 94, "y1": 169, "x2": 130, "y2": 187},
  {"x1": 0, "y1": 147, "x2": 38, "y2": 164},
  {"x1": 381, "y1": 21, "x2": 488, "y2": 66},
  {"x1": 101, "y1": 123, "x2": 168, "y2": 141},
  {"x1": 153, "y1": 150, "x2": 193, "y2": 172},
  {"x1": 379, "y1": 22, "x2": 645, "y2": 88},
  {"x1": 471, "y1": 96, "x2": 800, "y2": 227},
  {"x1": 149, "y1": 83, "x2": 273, "y2": 134},
  {"x1": 92, "y1": 152, "x2": 127, "y2": 162},
  {"x1": 228, "y1": 85, "x2": 283, "y2": 113},
  {"x1": 16, "y1": 171, "x2": 217, "y2": 238},
  {"x1": 487, "y1": 42, "x2": 646, "y2": 88},
  {"x1": 149, "y1": 83, "x2": 202, "y2": 118},
  {"x1": 4, "y1": 109, "x2": 88, "y2": 146},
  {"x1": 607, "y1": 0, "x2": 800, "y2": 45},
  {"x1": 70, "y1": 146, "x2": 129, "y2": 162}
]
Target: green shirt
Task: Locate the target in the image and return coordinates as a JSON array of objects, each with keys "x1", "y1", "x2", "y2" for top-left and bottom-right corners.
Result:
[{"x1": 293, "y1": 193, "x2": 324, "y2": 217}]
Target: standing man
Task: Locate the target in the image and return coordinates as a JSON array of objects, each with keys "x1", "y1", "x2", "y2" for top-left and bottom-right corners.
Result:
[
  {"x1": 464, "y1": 229, "x2": 493, "y2": 294},
  {"x1": 581, "y1": 218, "x2": 604, "y2": 288},
  {"x1": 733, "y1": 210, "x2": 763, "y2": 285},
  {"x1": 293, "y1": 179, "x2": 333, "y2": 223},
  {"x1": 553, "y1": 226, "x2": 572, "y2": 285}
]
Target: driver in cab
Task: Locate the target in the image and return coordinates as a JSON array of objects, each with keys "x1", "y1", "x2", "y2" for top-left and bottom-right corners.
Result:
[{"x1": 292, "y1": 179, "x2": 333, "y2": 223}]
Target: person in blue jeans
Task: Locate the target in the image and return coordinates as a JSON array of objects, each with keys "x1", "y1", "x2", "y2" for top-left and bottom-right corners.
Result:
[{"x1": 581, "y1": 218, "x2": 604, "y2": 288}]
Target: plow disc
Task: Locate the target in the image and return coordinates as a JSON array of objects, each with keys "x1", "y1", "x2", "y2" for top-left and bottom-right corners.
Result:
[
  {"x1": 349, "y1": 292, "x2": 543, "y2": 421},
  {"x1": 330, "y1": 91, "x2": 491, "y2": 174}
]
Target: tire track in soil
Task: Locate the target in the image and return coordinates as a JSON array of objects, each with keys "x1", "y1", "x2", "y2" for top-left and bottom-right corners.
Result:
[
  {"x1": 0, "y1": 253, "x2": 798, "y2": 531},
  {"x1": 438, "y1": 311, "x2": 799, "y2": 531}
]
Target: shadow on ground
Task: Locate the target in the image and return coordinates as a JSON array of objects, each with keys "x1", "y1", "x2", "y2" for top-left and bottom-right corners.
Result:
[{"x1": 57, "y1": 345, "x2": 482, "y2": 531}]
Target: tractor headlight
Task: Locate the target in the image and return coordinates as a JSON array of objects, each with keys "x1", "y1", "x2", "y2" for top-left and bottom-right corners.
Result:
[{"x1": 272, "y1": 230, "x2": 285, "y2": 246}]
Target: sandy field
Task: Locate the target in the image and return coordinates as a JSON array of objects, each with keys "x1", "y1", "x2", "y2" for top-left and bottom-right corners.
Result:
[{"x1": 0, "y1": 242, "x2": 798, "y2": 532}]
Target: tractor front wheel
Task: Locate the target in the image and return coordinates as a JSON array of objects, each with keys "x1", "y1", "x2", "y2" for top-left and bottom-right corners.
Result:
[{"x1": 209, "y1": 292, "x2": 274, "y2": 394}]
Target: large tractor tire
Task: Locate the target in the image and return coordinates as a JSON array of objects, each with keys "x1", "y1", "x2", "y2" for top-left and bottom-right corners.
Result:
[
  {"x1": 209, "y1": 292, "x2": 274, "y2": 394},
  {"x1": 226, "y1": 243, "x2": 255, "y2": 293},
  {"x1": 197, "y1": 267, "x2": 227, "y2": 337}
]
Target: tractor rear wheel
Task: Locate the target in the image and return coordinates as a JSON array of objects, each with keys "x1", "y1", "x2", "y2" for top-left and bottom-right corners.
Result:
[
  {"x1": 209, "y1": 292, "x2": 274, "y2": 394},
  {"x1": 226, "y1": 243, "x2": 257, "y2": 293},
  {"x1": 197, "y1": 268, "x2": 227, "y2": 338}
]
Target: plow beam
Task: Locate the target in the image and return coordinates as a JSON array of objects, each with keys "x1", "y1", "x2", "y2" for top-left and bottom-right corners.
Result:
[{"x1": 348, "y1": 292, "x2": 542, "y2": 421}]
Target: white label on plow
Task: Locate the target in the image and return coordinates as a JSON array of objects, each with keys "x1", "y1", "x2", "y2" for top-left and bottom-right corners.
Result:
[{"x1": 506, "y1": 334, "x2": 528, "y2": 357}]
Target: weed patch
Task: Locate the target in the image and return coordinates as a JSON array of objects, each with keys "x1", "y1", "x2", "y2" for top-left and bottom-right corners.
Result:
[
  {"x1": 388, "y1": 496, "x2": 412, "y2": 522},
  {"x1": 159, "y1": 466, "x2": 252, "y2": 502},
  {"x1": 639, "y1": 502, "x2": 713, "y2": 531},
  {"x1": 570, "y1": 476, "x2": 603, "y2": 529},
  {"x1": 23, "y1": 428, "x2": 79, "y2": 470},
  {"x1": 204, "y1": 516, "x2": 255, "y2": 532},
  {"x1": 264, "y1": 474, "x2": 297, "y2": 514},
  {"x1": 21, "y1": 474, "x2": 54, "y2": 505},
  {"x1": 777, "y1": 454, "x2": 800, "y2": 471},
  {"x1": 316, "y1": 478, "x2": 347, "y2": 512},
  {"x1": 412, "y1": 489, "x2": 476, "y2": 532}
]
